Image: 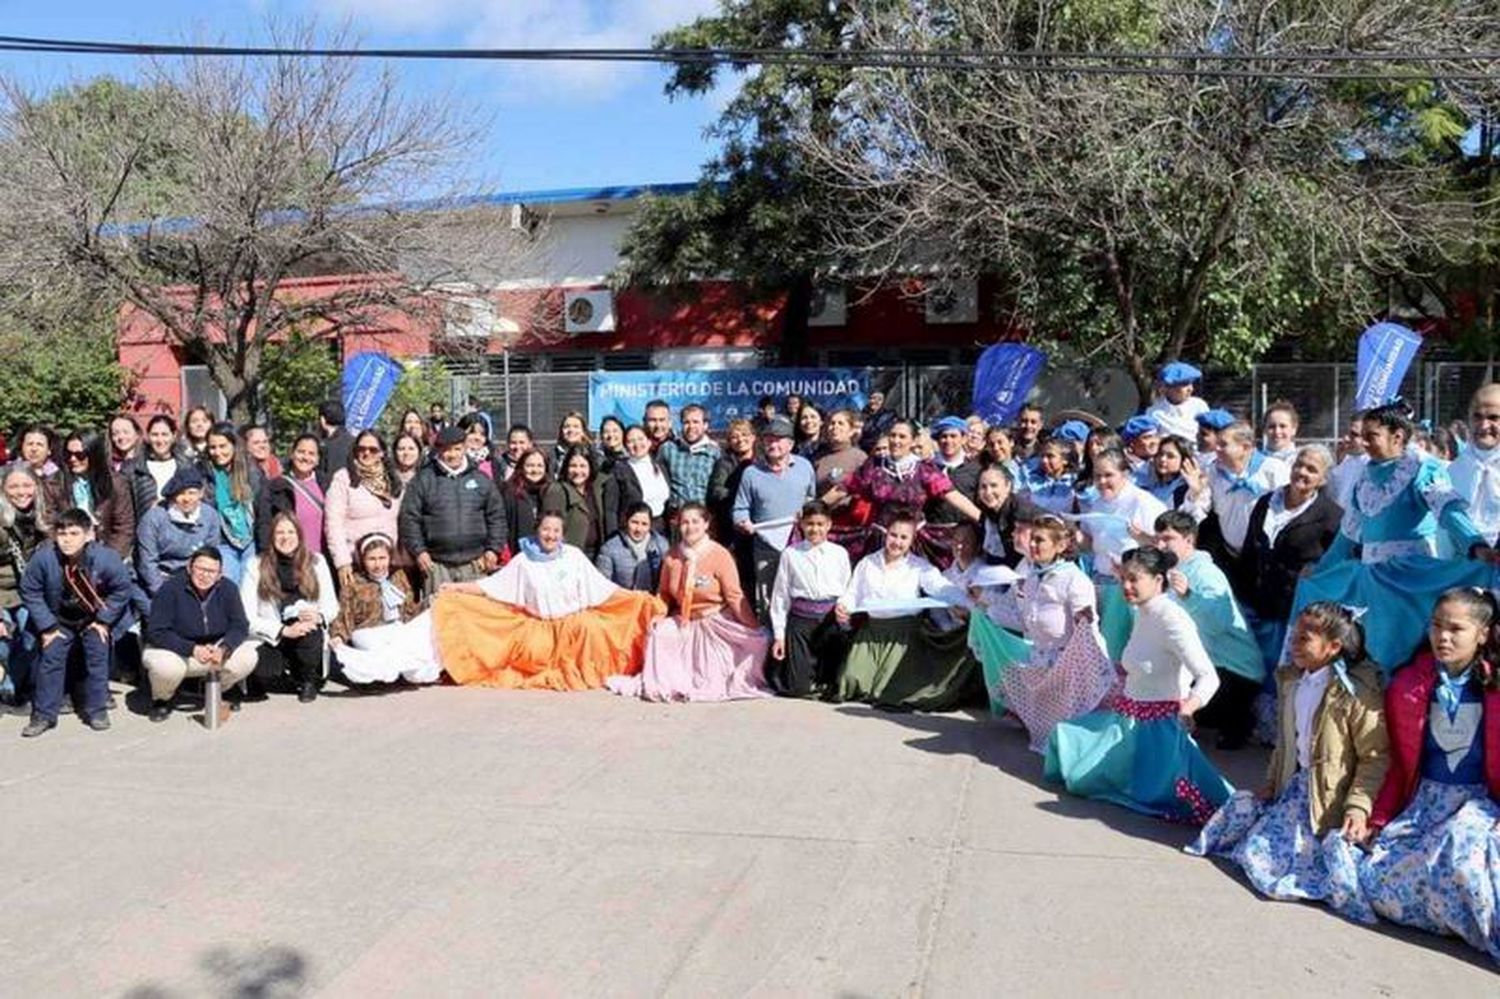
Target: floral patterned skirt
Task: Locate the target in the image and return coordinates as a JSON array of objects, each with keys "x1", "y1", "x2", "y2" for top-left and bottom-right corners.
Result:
[
  {"x1": 1357, "y1": 780, "x2": 1500, "y2": 964},
  {"x1": 1187, "y1": 771, "x2": 1370, "y2": 919}
]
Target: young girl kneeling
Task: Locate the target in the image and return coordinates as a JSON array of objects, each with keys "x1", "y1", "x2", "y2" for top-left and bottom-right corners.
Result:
[
  {"x1": 1042, "y1": 546, "x2": 1232, "y2": 824},
  {"x1": 1355, "y1": 588, "x2": 1500, "y2": 962},
  {"x1": 1187, "y1": 603, "x2": 1387, "y2": 913}
]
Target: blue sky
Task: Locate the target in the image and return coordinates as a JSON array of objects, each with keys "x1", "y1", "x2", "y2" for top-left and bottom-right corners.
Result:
[{"x1": 0, "y1": 0, "x2": 726, "y2": 193}]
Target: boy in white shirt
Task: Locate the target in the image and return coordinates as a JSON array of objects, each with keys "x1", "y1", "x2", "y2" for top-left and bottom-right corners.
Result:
[
  {"x1": 768, "y1": 501, "x2": 852, "y2": 697},
  {"x1": 1146, "y1": 362, "x2": 1210, "y2": 441}
]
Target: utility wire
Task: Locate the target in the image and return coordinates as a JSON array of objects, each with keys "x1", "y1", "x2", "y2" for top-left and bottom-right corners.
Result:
[{"x1": 1, "y1": 34, "x2": 1499, "y2": 82}]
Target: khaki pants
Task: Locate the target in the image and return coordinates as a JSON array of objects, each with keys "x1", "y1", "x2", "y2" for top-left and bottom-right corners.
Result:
[
  {"x1": 422, "y1": 557, "x2": 487, "y2": 605},
  {"x1": 143, "y1": 644, "x2": 259, "y2": 702}
]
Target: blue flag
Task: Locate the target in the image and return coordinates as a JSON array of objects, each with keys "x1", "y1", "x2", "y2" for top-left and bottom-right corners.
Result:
[
  {"x1": 342, "y1": 352, "x2": 405, "y2": 431},
  {"x1": 972, "y1": 344, "x2": 1045, "y2": 426},
  {"x1": 1354, "y1": 322, "x2": 1422, "y2": 412}
]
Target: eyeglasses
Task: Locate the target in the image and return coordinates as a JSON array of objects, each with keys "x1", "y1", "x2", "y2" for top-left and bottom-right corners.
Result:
[{"x1": 355, "y1": 446, "x2": 383, "y2": 455}]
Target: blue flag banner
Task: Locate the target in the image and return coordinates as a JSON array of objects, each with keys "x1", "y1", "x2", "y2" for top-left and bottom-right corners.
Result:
[
  {"x1": 1354, "y1": 322, "x2": 1422, "y2": 413},
  {"x1": 588, "y1": 368, "x2": 871, "y2": 428},
  {"x1": 342, "y1": 352, "x2": 405, "y2": 431},
  {"x1": 971, "y1": 343, "x2": 1045, "y2": 426}
]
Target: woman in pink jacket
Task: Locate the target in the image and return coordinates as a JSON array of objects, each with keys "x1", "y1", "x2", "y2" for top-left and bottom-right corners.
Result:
[{"x1": 325, "y1": 430, "x2": 405, "y2": 587}]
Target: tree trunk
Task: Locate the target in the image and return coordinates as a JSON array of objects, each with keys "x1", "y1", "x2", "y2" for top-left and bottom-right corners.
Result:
[
  {"x1": 778, "y1": 273, "x2": 815, "y2": 368},
  {"x1": 208, "y1": 350, "x2": 257, "y2": 426}
]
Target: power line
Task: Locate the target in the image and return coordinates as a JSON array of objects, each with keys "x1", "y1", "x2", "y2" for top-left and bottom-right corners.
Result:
[{"x1": 2, "y1": 34, "x2": 1500, "y2": 83}]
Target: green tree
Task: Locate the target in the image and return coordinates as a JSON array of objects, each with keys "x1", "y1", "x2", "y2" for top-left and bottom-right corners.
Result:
[
  {"x1": 379, "y1": 357, "x2": 454, "y2": 438},
  {"x1": 805, "y1": 0, "x2": 1494, "y2": 403},
  {"x1": 0, "y1": 320, "x2": 131, "y2": 434},
  {"x1": 612, "y1": 1, "x2": 855, "y2": 365},
  {"x1": 260, "y1": 333, "x2": 341, "y2": 450}
]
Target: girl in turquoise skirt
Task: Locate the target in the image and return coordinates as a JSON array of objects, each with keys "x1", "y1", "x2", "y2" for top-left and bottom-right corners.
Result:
[{"x1": 1044, "y1": 547, "x2": 1233, "y2": 824}]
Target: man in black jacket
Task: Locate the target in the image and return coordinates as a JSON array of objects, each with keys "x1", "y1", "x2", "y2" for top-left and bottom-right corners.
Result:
[
  {"x1": 399, "y1": 426, "x2": 508, "y2": 602},
  {"x1": 142, "y1": 546, "x2": 258, "y2": 723}
]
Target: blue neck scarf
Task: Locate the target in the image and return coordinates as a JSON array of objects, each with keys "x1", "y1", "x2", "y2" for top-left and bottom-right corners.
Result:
[
  {"x1": 1436, "y1": 665, "x2": 1474, "y2": 723},
  {"x1": 520, "y1": 537, "x2": 563, "y2": 562}
]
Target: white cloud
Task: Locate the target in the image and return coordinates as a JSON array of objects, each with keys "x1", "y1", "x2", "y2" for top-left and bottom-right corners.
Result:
[{"x1": 316, "y1": 0, "x2": 720, "y2": 100}]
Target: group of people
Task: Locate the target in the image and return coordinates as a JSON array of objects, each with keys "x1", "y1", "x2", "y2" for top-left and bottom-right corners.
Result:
[{"x1": 4, "y1": 367, "x2": 1500, "y2": 964}]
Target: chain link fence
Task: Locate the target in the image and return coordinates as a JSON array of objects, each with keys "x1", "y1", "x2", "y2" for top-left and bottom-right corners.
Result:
[{"x1": 441, "y1": 359, "x2": 1493, "y2": 447}]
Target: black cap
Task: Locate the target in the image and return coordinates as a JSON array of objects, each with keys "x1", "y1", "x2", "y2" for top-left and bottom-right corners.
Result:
[
  {"x1": 161, "y1": 466, "x2": 205, "y2": 499},
  {"x1": 435, "y1": 426, "x2": 466, "y2": 447}
]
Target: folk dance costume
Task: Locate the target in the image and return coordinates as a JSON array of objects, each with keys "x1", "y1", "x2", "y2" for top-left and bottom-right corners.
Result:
[
  {"x1": 1182, "y1": 452, "x2": 1290, "y2": 560},
  {"x1": 1077, "y1": 483, "x2": 1166, "y2": 660},
  {"x1": 1290, "y1": 450, "x2": 1495, "y2": 675},
  {"x1": 842, "y1": 456, "x2": 962, "y2": 567},
  {"x1": 1133, "y1": 464, "x2": 1188, "y2": 507},
  {"x1": 767, "y1": 538, "x2": 852, "y2": 696},
  {"x1": 1173, "y1": 550, "x2": 1266, "y2": 746},
  {"x1": 1350, "y1": 654, "x2": 1500, "y2": 961},
  {"x1": 970, "y1": 558, "x2": 1115, "y2": 752},
  {"x1": 833, "y1": 549, "x2": 978, "y2": 710},
  {"x1": 608, "y1": 538, "x2": 773, "y2": 702},
  {"x1": 1188, "y1": 657, "x2": 1386, "y2": 913},
  {"x1": 343, "y1": 540, "x2": 665, "y2": 690},
  {"x1": 1146, "y1": 395, "x2": 1209, "y2": 443},
  {"x1": 1450, "y1": 442, "x2": 1500, "y2": 545},
  {"x1": 1024, "y1": 473, "x2": 1078, "y2": 516},
  {"x1": 1043, "y1": 593, "x2": 1233, "y2": 824},
  {"x1": 329, "y1": 569, "x2": 424, "y2": 684}
]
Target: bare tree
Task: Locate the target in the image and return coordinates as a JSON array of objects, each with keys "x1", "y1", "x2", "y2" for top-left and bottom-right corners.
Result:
[
  {"x1": 806, "y1": 0, "x2": 1500, "y2": 403},
  {"x1": 0, "y1": 22, "x2": 539, "y2": 423}
]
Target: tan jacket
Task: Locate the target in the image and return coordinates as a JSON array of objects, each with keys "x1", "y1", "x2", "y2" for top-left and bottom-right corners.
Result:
[
  {"x1": 330, "y1": 573, "x2": 419, "y2": 644},
  {"x1": 1266, "y1": 660, "x2": 1389, "y2": 835}
]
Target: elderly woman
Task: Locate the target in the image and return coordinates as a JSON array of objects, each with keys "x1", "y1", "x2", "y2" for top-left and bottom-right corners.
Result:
[
  {"x1": 135, "y1": 467, "x2": 224, "y2": 596},
  {"x1": 1236, "y1": 444, "x2": 1342, "y2": 672}
]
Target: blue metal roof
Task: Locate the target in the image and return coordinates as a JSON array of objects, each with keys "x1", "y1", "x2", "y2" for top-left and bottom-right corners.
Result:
[{"x1": 101, "y1": 180, "x2": 701, "y2": 238}]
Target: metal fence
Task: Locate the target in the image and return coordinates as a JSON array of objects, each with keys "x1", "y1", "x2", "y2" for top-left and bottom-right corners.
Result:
[{"x1": 447, "y1": 359, "x2": 1496, "y2": 446}]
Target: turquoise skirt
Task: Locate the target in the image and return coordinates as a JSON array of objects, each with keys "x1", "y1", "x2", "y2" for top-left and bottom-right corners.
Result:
[
  {"x1": 1096, "y1": 579, "x2": 1133, "y2": 663},
  {"x1": 1043, "y1": 696, "x2": 1233, "y2": 825},
  {"x1": 1289, "y1": 556, "x2": 1497, "y2": 676}
]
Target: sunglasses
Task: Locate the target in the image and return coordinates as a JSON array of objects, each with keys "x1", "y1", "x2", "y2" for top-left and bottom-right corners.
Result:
[
  {"x1": 356, "y1": 445, "x2": 383, "y2": 455},
  {"x1": 66, "y1": 449, "x2": 88, "y2": 460}
]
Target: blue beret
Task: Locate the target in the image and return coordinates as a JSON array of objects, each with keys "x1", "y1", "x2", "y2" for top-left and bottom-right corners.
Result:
[
  {"x1": 1121, "y1": 415, "x2": 1160, "y2": 441},
  {"x1": 1194, "y1": 408, "x2": 1235, "y2": 431},
  {"x1": 161, "y1": 466, "x2": 204, "y2": 499},
  {"x1": 930, "y1": 416, "x2": 968, "y2": 435},
  {"x1": 1052, "y1": 420, "x2": 1091, "y2": 443},
  {"x1": 1158, "y1": 361, "x2": 1203, "y2": 386}
]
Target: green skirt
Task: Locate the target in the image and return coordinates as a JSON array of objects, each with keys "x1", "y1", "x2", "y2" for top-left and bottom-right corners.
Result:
[{"x1": 837, "y1": 615, "x2": 986, "y2": 712}]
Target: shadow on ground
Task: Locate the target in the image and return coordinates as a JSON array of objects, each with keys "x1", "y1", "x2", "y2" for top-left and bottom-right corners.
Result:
[{"x1": 122, "y1": 944, "x2": 309, "y2": 999}]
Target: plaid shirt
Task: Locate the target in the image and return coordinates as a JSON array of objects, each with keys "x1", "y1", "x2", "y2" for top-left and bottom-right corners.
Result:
[{"x1": 658, "y1": 435, "x2": 722, "y2": 508}]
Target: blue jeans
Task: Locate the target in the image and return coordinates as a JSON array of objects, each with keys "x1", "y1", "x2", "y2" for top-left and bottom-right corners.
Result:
[
  {"x1": 33, "y1": 625, "x2": 111, "y2": 722},
  {"x1": 0, "y1": 606, "x2": 37, "y2": 703},
  {"x1": 219, "y1": 543, "x2": 256, "y2": 585}
]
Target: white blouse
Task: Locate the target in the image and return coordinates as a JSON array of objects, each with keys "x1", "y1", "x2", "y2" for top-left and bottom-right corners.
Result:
[
  {"x1": 478, "y1": 545, "x2": 618, "y2": 619},
  {"x1": 1080, "y1": 484, "x2": 1166, "y2": 576},
  {"x1": 768, "y1": 540, "x2": 853, "y2": 640},
  {"x1": 1016, "y1": 560, "x2": 1096, "y2": 665},
  {"x1": 629, "y1": 457, "x2": 670, "y2": 517},
  {"x1": 839, "y1": 551, "x2": 968, "y2": 620},
  {"x1": 1119, "y1": 594, "x2": 1220, "y2": 705}
]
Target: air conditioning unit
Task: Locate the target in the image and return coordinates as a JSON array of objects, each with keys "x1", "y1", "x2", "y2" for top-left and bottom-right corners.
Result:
[
  {"x1": 564, "y1": 288, "x2": 616, "y2": 334},
  {"x1": 924, "y1": 278, "x2": 979, "y2": 325},
  {"x1": 807, "y1": 285, "x2": 847, "y2": 327}
]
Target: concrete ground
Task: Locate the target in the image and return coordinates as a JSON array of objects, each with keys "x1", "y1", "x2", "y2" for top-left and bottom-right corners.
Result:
[{"x1": 0, "y1": 684, "x2": 1493, "y2": 997}]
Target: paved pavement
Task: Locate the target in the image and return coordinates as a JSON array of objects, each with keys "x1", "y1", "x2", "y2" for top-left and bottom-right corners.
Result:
[{"x1": 0, "y1": 685, "x2": 1493, "y2": 997}]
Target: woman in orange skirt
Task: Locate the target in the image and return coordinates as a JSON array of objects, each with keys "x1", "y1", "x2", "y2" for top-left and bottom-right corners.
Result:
[{"x1": 338, "y1": 512, "x2": 664, "y2": 690}]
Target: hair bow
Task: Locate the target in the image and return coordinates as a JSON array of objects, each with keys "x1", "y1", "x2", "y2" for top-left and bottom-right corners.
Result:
[{"x1": 1339, "y1": 604, "x2": 1368, "y2": 622}]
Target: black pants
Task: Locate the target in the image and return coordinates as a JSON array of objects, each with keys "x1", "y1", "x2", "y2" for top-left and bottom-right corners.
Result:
[
  {"x1": 253, "y1": 629, "x2": 326, "y2": 692},
  {"x1": 774, "y1": 612, "x2": 849, "y2": 697},
  {"x1": 1196, "y1": 668, "x2": 1259, "y2": 744}
]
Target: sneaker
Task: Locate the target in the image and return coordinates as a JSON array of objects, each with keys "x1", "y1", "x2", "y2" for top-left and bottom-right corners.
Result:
[
  {"x1": 148, "y1": 700, "x2": 173, "y2": 723},
  {"x1": 21, "y1": 717, "x2": 56, "y2": 738},
  {"x1": 86, "y1": 712, "x2": 111, "y2": 732},
  {"x1": 297, "y1": 682, "x2": 319, "y2": 704}
]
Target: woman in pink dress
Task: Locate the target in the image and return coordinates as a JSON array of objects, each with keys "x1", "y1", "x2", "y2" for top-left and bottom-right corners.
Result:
[{"x1": 608, "y1": 502, "x2": 772, "y2": 702}]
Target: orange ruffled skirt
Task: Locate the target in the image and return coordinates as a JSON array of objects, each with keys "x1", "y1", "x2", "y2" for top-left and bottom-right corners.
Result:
[{"x1": 433, "y1": 589, "x2": 665, "y2": 691}]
